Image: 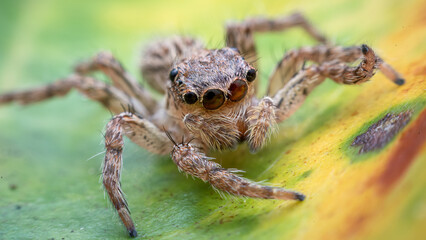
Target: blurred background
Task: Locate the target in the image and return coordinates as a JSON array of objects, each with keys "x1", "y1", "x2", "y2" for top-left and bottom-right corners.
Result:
[{"x1": 0, "y1": 0, "x2": 425, "y2": 239}]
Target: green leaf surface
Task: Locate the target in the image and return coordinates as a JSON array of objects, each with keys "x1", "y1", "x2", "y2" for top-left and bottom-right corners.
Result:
[{"x1": 0, "y1": 0, "x2": 425, "y2": 239}]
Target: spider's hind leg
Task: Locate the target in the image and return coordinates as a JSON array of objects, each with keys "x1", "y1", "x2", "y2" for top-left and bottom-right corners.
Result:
[
  {"x1": 0, "y1": 75, "x2": 149, "y2": 116},
  {"x1": 226, "y1": 12, "x2": 328, "y2": 69},
  {"x1": 226, "y1": 12, "x2": 328, "y2": 95}
]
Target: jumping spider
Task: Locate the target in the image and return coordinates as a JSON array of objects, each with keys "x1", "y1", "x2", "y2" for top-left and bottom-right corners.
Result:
[{"x1": 0, "y1": 13, "x2": 404, "y2": 237}]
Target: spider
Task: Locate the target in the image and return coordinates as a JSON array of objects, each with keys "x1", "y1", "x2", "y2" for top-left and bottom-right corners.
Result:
[{"x1": 0, "y1": 12, "x2": 404, "y2": 237}]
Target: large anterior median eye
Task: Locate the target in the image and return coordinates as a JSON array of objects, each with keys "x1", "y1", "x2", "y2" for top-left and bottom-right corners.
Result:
[
  {"x1": 228, "y1": 79, "x2": 248, "y2": 102},
  {"x1": 202, "y1": 89, "x2": 225, "y2": 110}
]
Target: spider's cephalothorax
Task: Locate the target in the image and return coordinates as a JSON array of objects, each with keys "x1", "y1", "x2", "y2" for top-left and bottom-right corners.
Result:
[
  {"x1": 169, "y1": 47, "x2": 255, "y2": 112},
  {"x1": 166, "y1": 47, "x2": 258, "y2": 150},
  {"x1": 0, "y1": 12, "x2": 404, "y2": 237}
]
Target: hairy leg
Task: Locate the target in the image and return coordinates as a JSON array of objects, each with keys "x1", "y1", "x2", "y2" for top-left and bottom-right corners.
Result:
[
  {"x1": 0, "y1": 78, "x2": 75, "y2": 105},
  {"x1": 75, "y1": 51, "x2": 158, "y2": 114},
  {"x1": 171, "y1": 142, "x2": 304, "y2": 200},
  {"x1": 0, "y1": 75, "x2": 149, "y2": 115},
  {"x1": 140, "y1": 36, "x2": 205, "y2": 94},
  {"x1": 267, "y1": 44, "x2": 404, "y2": 95},
  {"x1": 103, "y1": 112, "x2": 174, "y2": 237},
  {"x1": 273, "y1": 45, "x2": 403, "y2": 122},
  {"x1": 245, "y1": 45, "x2": 404, "y2": 151},
  {"x1": 226, "y1": 12, "x2": 328, "y2": 69},
  {"x1": 246, "y1": 97, "x2": 277, "y2": 152}
]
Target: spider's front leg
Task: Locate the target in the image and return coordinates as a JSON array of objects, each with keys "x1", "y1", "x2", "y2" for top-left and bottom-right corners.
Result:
[
  {"x1": 103, "y1": 112, "x2": 174, "y2": 237},
  {"x1": 103, "y1": 116, "x2": 135, "y2": 237},
  {"x1": 246, "y1": 97, "x2": 277, "y2": 153},
  {"x1": 171, "y1": 142, "x2": 304, "y2": 201}
]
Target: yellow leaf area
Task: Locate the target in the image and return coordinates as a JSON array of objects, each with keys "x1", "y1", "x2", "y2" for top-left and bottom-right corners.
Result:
[
  {"x1": 211, "y1": 2, "x2": 426, "y2": 240},
  {"x1": 214, "y1": 3, "x2": 426, "y2": 240}
]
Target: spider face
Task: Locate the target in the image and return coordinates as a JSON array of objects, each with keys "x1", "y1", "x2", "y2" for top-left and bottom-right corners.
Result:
[{"x1": 169, "y1": 47, "x2": 256, "y2": 111}]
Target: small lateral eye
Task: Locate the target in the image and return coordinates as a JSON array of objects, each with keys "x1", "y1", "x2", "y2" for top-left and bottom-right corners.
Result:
[
  {"x1": 202, "y1": 89, "x2": 225, "y2": 110},
  {"x1": 246, "y1": 69, "x2": 256, "y2": 82},
  {"x1": 228, "y1": 79, "x2": 248, "y2": 102},
  {"x1": 169, "y1": 68, "x2": 178, "y2": 82},
  {"x1": 183, "y1": 92, "x2": 198, "y2": 104}
]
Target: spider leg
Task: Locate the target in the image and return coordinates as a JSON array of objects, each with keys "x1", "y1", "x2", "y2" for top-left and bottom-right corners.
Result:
[
  {"x1": 268, "y1": 45, "x2": 360, "y2": 95},
  {"x1": 171, "y1": 142, "x2": 304, "y2": 200},
  {"x1": 226, "y1": 12, "x2": 328, "y2": 69},
  {"x1": 272, "y1": 45, "x2": 400, "y2": 122},
  {"x1": 0, "y1": 75, "x2": 149, "y2": 116},
  {"x1": 103, "y1": 112, "x2": 174, "y2": 237},
  {"x1": 246, "y1": 45, "x2": 404, "y2": 149},
  {"x1": 140, "y1": 36, "x2": 204, "y2": 94},
  {"x1": 246, "y1": 97, "x2": 277, "y2": 153},
  {"x1": 267, "y1": 44, "x2": 404, "y2": 95},
  {"x1": 75, "y1": 51, "x2": 158, "y2": 114},
  {"x1": 0, "y1": 77, "x2": 75, "y2": 105}
]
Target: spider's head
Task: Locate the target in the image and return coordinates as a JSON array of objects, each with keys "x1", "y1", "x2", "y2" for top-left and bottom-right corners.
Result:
[{"x1": 168, "y1": 47, "x2": 256, "y2": 112}]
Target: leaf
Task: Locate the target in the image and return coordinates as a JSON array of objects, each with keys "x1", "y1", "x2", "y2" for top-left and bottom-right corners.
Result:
[{"x1": 0, "y1": 0, "x2": 425, "y2": 239}]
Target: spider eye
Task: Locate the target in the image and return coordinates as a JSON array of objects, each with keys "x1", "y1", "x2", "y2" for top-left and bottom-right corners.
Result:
[
  {"x1": 202, "y1": 89, "x2": 225, "y2": 110},
  {"x1": 183, "y1": 92, "x2": 198, "y2": 104},
  {"x1": 169, "y1": 68, "x2": 178, "y2": 82},
  {"x1": 228, "y1": 79, "x2": 248, "y2": 102},
  {"x1": 246, "y1": 69, "x2": 256, "y2": 82}
]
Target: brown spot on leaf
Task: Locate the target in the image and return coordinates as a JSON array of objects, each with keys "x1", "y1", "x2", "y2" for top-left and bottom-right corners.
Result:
[
  {"x1": 345, "y1": 107, "x2": 425, "y2": 239},
  {"x1": 412, "y1": 64, "x2": 426, "y2": 76},
  {"x1": 346, "y1": 214, "x2": 368, "y2": 238},
  {"x1": 377, "y1": 108, "x2": 426, "y2": 193},
  {"x1": 351, "y1": 110, "x2": 413, "y2": 154}
]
